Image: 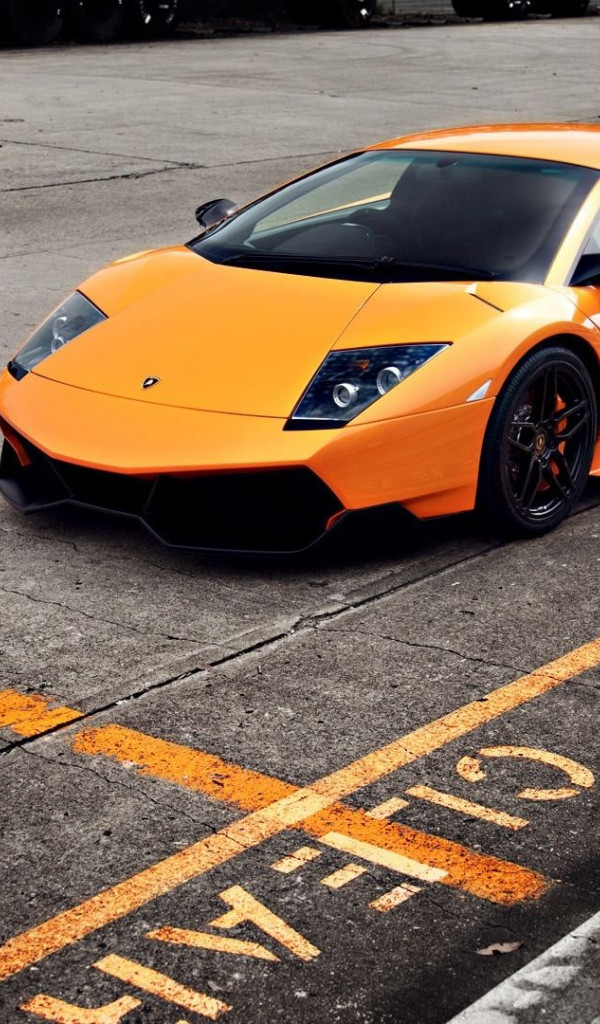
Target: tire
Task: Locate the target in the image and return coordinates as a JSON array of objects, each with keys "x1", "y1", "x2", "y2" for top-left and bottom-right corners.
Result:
[
  {"x1": 284, "y1": 0, "x2": 320, "y2": 23},
  {"x1": 285, "y1": 0, "x2": 374, "y2": 26},
  {"x1": 545, "y1": 0, "x2": 588, "y2": 14},
  {"x1": 125, "y1": 0, "x2": 179, "y2": 37},
  {"x1": 482, "y1": 0, "x2": 531, "y2": 18},
  {"x1": 478, "y1": 346, "x2": 597, "y2": 536},
  {"x1": 451, "y1": 0, "x2": 485, "y2": 15},
  {"x1": 69, "y1": 0, "x2": 126, "y2": 41},
  {"x1": 333, "y1": 0, "x2": 376, "y2": 26},
  {"x1": 0, "y1": 0, "x2": 65, "y2": 45}
]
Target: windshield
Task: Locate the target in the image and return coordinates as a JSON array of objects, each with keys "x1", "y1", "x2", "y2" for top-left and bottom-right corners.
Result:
[{"x1": 190, "y1": 150, "x2": 598, "y2": 283}]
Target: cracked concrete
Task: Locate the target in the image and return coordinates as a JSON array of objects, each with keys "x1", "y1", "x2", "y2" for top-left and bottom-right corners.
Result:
[
  {"x1": 0, "y1": 525, "x2": 518, "y2": 752},
  {"x1": 325, "y1": 628, "x2": 526, "y2": 677}
]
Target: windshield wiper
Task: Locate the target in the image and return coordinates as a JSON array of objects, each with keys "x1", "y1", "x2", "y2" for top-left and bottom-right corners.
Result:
[
  {"x1": 221, "y1": 252, "x2": 377, "y2": 271},
  {"x1": 219, "y1": 251, "x2": 495, "y2": 280},
  {"x1": 371, "y1": 256, "x2": 495, "y2": 280}
]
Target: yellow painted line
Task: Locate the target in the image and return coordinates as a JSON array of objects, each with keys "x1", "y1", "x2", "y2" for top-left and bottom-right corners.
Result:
[
  {"x1": 319, "y1": 832, "x2": 448, "y2": 883},
  {"x1": 463, "y1": 745, "x2": 596, "y2": 801},
  {"x1": 2, "y1": 636, "x2": 600, "y2": 982},
  {"x1": 70, "y1": 724, "x2": 546, "y2": 902},
  {"x1": 94, "y1": 954, "x2": 231, "y2": 1020},
  {"x1": 20, "y1": 994, "x2": 141, "y2": 1023},
  {"x1": 147, "y1": 926, "x2": 279, "y2": 962},
  {"x1": 0, "y1": 689, "x2": 82, "y2": 738},
  {"x1": 320, "y1": 863, "x2": 368, "y2": 889},
  {"x1": 209, "y1": 886, "x2": 320, "y2": 962},
  {"x1": 455, "y1": 755, "x2": 486, "y2": 782},
  {"x1": 366, "y1": 797, "x2": 411, "y2": 819},
  {"x1": 270, "y1": 847, "x2": 322, "y2": 874},
  {"x1": 299, "y1": 803, "x2": 539, "y2": 903},
  {"x1": 308, "y1": 638, "x2": 600, "y2": 803},
  {"x1": 405, "y1": 785, "x2": 529, "y2": 831},
  {"x1": 369, "y1": 884, "x2": 421, "y2": 914}
]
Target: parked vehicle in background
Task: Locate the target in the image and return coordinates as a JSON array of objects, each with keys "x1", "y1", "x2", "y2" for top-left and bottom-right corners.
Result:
[
  {"x1": 451, "y1": 0, "x2": 588, "y2": 18},
  {"x1": 284, "y1": 0, "x2": 377, "y2": 26},
  {"x1": 0, "y1": 0, "x2": 376, "y2": 44},
  {"x1": 0, "y1": 0, "x2": 181, "y2": 45},
  {"x1": 0, "y1": 0, "x2": 593, "y2": 46}
]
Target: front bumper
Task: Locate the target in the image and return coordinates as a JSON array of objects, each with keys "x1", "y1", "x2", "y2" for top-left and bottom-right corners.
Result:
[
  {"x1": 0, "y1": 432, "x2": 347, "y2": 553},
  {"x1": 0, "y1": 369, "x2": 494, "y2": 550}
]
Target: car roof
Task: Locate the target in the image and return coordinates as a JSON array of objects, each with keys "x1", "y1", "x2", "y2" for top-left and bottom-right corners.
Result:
[{"x1": 368, "y1": 124, "x2": 600, "y2": 171}]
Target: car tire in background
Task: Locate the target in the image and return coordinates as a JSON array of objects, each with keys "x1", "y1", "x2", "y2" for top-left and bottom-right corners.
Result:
[
  {"x1": 334, "y1": 0, "x2": 376, "y2": 25},
  {"x1": 125, "y1": 0, "x2": 180, "y2": 37},
  {"x1": 452, "y1": 0, "x2": 531, "y2": 15},
  {"x1": 478, "y1": 346, "x2": 597, "y2": 537},
  {"x1": 545, "y1": 0, "x2": 589, "y2": 14},
  {"x1": 0, "y1": 0, "x2": 65, "y2": 44},
  {"x1": 69, "y1": 0, "x2": 126, "y2": 41},
  {"x1": 285, "y1": 0, "x2": 375, "y2": 26},
  {"x1": 451, "y1": 0, "x2": 485, "y2": 15},
  {"x1": 483, "y1": 0, "x2": 531, "y2": 18}
]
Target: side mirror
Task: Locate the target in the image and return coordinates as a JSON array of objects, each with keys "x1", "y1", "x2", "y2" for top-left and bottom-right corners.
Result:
[
  {"x1": 571, "y1": 253, "x2": 600, "y2": 287},
  {"x1": 195, "y1": 198, "x2": 237, "y2": 231}
]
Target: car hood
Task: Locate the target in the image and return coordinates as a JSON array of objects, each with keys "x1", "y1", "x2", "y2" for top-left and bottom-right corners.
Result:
[
  {"x1": 31, "y1": 246, "x2": 522, "y2": 418},
  {"x1": 32, "y1": 247, "x2": 378, "y2": 418}
]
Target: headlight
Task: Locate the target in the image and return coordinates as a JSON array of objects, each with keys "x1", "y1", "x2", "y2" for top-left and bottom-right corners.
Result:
[
  {"x1": 8, "y1": 292, "x2": 107, "y2": 379},
  {"x1": 288, "y1": 344, "x2": 449, "y2": 428}
]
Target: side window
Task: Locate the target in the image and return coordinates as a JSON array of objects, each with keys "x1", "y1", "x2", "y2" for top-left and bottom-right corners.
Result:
[
  {"x1": 252, "y1": 156, "x2": 410, "y2": 235},
  {"x1": 583, "y1": 218, "x2": 600, "y2": 256}
]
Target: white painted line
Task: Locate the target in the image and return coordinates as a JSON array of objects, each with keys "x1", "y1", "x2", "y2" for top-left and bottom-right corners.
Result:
[
  {"x1": 270, "y1": 847, "x2": 322, "y2": 874},
  {"x1": 366, "y1": 797, "x2": 411, "y2": 819},
  {"x1": 319, "y1": 832, "x2": 447, "y2": 883},
  {"x1": 370, "y1": 884, "x2": 421, "y2": 913},
  {"x1": 445, "y1": 910, "x2": 600, "y2": 1023}
]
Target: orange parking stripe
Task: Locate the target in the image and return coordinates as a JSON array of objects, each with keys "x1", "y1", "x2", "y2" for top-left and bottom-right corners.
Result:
[
  {"x1": 71, "y1": 723, "x2": 545, "y2": 900},
  {"x1": 0, "y1": 689, "x2": 82, "y2": 737},
  {"x1": 1, "y1": 636, "x2": 599, "y2": 983},
  {"x1": 299, "y1": 805, "x2": 543, "y2": 904},
  {"x1": 72, "y1": 724, "x2": 293, "y2": 810}
]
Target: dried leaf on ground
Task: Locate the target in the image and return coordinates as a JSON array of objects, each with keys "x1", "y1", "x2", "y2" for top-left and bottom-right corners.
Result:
[{"x1": 476, "y1": 942, "x2": 523, "y2": 956}]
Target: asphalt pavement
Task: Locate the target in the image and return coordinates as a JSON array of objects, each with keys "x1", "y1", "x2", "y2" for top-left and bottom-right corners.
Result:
[{"x1": 2, "y1": 18, "x2": 600, "y2": 1024}]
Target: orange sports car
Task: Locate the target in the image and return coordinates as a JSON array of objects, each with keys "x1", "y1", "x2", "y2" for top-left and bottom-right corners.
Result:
[{"x1": 2, "y1": 124, "x2": 600, "y2": 553}]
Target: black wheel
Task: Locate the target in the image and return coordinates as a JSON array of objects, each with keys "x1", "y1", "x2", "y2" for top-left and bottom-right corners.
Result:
[
  {"x1": 125, "y1": 0, "x2": 179, "y2": 37},
  {"x1": 69, "y1": 0, "x2": 125, "y2": 41},
  {"x1": 546, "y1": 0, "x2": 588, "y2": 14},
  {"x1": 478, "y1": 346, "x2": 597, "y2": 536},
  {"x1": 483, "y1": 0, "x2": 531, "y2": 18},
  {"x1": 0, "y1": 0, "x2": 65, "y2": 45},
  {"x1": 284, "y1": 0, "x2": 320, "y2": 23},
  {"x1": 285, "y1": 0, "x2": 374, "y2": 26},
  {"x1": 333, "y1": 0, "x2": 376, "y2": 26},
  {"x1": 451, "y1": 0, "x2": 484, "y2": 15}
]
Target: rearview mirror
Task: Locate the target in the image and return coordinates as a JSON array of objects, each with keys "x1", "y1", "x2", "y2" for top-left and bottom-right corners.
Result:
[
  {"x1": 571, "y1": 253, "x2": 600, "y2": 287},
  {"x1": 195, "y1": 198, "x2": 237, "y2": 231}
]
